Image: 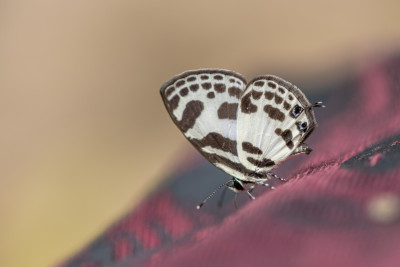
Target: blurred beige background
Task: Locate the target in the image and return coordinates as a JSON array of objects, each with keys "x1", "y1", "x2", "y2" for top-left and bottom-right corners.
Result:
[{"x1": 1, "y1": 1, "x2": 400, "y2": 266}]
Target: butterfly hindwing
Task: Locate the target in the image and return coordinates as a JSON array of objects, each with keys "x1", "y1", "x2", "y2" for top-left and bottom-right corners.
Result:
[
  {"x1": 237, "y1": 75, "x2": 317, "y2": 179},
  {"x1": 160, "y1": 69, "x2": 249, "y2": 179}
]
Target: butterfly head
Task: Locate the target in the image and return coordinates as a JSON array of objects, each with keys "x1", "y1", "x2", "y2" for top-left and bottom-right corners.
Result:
[{"x1": 229, "y1": 178, "x2": 246, "y2": 192}]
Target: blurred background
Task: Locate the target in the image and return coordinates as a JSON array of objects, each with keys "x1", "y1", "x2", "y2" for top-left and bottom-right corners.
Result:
[{"x1": 1, "y1": 1, "x2": 400, "y2": 266}]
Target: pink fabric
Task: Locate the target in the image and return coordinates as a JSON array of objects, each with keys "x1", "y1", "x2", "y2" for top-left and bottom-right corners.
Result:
[{"x1": 60, "y1": 56, "x2": 400, "y2": 267}]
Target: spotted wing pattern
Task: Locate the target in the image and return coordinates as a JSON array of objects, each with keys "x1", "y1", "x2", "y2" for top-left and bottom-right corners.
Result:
[
  {"x1": 160, "y1": 69, "x2": 250, "y2": 179},
  {"x1": 237, "y1": 75, "x2": 317, "y2": 181}
]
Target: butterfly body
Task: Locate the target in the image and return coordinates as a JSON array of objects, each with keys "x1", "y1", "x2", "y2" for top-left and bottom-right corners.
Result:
[{"x1": 160, "y1": 69, "x2": 323, "y2": 206}]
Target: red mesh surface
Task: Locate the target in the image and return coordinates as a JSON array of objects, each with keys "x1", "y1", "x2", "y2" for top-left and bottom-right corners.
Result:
[{"x1": 60, "y1": 56, "x2": 400, "y2": 267}]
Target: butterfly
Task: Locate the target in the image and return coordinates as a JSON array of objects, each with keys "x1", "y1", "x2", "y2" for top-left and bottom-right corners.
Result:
[{"x1": 160, "y1": 69, "x2": 324, "y2": 208}]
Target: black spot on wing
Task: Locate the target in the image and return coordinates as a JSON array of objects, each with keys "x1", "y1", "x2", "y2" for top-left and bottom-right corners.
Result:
[
  {"x1": 169, "y1": 95, "x2": 180, "y2": 111},
  {"x1": 228, "y1": 86, "x2": 241, "y2": 98},
  {"x1": 189, "y1": 84, "x2": 199, "y2": 92},
  {"x1": 214, "y1": 83, "x2": 226, "y2": 93},
  {"x1": 251, "y1": 90, "x2": 263, "y2": 100},
  {"x1": 179, "y1": 87, "x2": 189, "y2": 96},
  {"x1": 165, "y1": 86, "x2": 175, "y2": 97},
  {"x1": 264, "y1": 104, "x2": 285, "y2": 121},
  {"x1": 265, "y1": 91, "x2": 274, "y2": 100},
  {"x1": 241, "y1": 93, "x2": 257, "y2": 113},
  {"x1": 254, "y1": 81, "x2": 265, "y2": 87},
  {"x1": 179, "y1": 100, "x2": 204, "y2": 132},
  {"x1": 247, "y1": 157, "x2": 275, "y2": 168},
  {"x1": 291, "y1": 104, "x2": 304, "y2": 118},
  {"x1": 297, "y1": 121, "x2": 308, "y2": 133},
  {"x1": 191, "y1": 132, "x2": 238, "y2": 156},
  {"x1": 202, "y1": 83, "x2": 212, "y2": 90},
  {"x1": 268, "y1": 82, "x2": 276, "y2": 89},
  {"x1": 242, "y1": 142, "x2": 263, "y2": 155},
  {"x1": 275, "y1": 95, "x2": 283, "y2": 104},
  {"x1": 217, "y1": 102, "x2": 238, "y2": 120},
  {"x1": 283, "y1": 101, "x2": 291, "y2": 110},
  {"x1": 275, "y1": 128, "x2": 294, "y2": 149},
  {"x1": 176, "y1": 80, "x2": 185, "y2": 87},
  {"x1": 199, "y1": 151, "x2": 261, "y2": 178}
]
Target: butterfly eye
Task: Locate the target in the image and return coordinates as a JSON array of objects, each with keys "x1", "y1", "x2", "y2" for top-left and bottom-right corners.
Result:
[
  {"x1": 297, "y1": 121, "x2": 308, "y2": 132},
  {"x1": 291, "y1": 105, "x2": 304, "y2": 118}
]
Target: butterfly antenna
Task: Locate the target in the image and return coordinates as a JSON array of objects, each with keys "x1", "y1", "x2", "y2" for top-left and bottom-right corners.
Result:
[
  {"x1": 312, "y1": 101, "x2": 326, "y2": 108},
  {"x1": 197, "y1": 180, "x2": 232, "y2": 209}
]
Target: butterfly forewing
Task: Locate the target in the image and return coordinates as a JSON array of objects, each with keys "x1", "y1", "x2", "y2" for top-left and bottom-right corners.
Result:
[
  {"x1": 160, "y1": 69, "x2": 249, "y2": 179},
  {"x1": 237, "y1": 75, "x2": 317, "y2": 178}
]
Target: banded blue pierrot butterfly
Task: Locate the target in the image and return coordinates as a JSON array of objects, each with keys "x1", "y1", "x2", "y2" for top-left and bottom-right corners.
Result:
[{"x1": 160, "y1": 69, "x2": 324, "y2": 208}]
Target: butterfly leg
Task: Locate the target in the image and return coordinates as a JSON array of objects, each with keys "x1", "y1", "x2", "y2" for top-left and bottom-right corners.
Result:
[
  {"x1": 256, "y1": 181, "x2": 272, "y2": 187},
  {"x1": 291, "y1": 143, "x2": 312, "y2": 156},
  {"x1": 246, "y1": 188, "x2": 256, "y2": 200},
  {"x1": 234, "y1": 194, "x2": 238, "y2": 209},
  {"x1": 267, "y1": 172, "x2": 287, "y2": 183},
  {"x1": 217, "y1": 185, "x2": 228, "y2": 208},
  {"x1": 256, "y1": 181, "x2": 269, "y2": 187}
]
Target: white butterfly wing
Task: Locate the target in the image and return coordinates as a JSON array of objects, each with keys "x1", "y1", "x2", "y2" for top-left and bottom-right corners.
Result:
[
  {"x1": 160, "y1": 69, "x2": 249, "y2": 179},
  {"x1": 237, "y1": 75, "x2": 317, "y2": 179}
]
